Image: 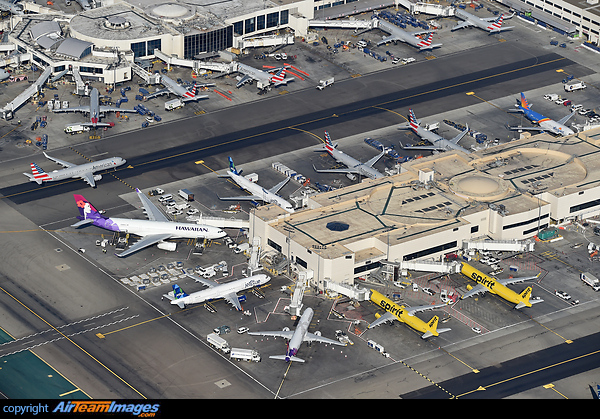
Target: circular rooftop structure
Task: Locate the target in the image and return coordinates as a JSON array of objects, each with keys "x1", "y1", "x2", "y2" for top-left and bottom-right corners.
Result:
[
  {"x1": 449, "y1": 172, "x2": 510, "y2": 202},
  {"x1": 148, "y1": 3, "x2": 196, "y2": 23}
]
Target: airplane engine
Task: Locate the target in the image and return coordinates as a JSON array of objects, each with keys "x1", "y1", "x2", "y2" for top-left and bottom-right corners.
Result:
[
  {"x1": 466, "y1": 284, "x2": 473, "y2": 291},
  {"x1": 157, "y1": 241, "x2": 177, "y2": 252},
  {"x1": 346, "y1": 173, "x2": 357, "y2": 181},
  {"x1": 374, "y1": 312, "x2": 382, "y2": 319},
  {"x1": 93, "y1": 174, "x2": 102, "y2": 181}
]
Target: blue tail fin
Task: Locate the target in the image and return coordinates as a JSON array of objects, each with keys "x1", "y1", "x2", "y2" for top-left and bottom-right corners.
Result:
[
  {"x1": 228, "y1": 156, "x2": 239, "y2": 175},
  {"x1": 173, "y1": 284, "x2": 187, "y2": 299}
]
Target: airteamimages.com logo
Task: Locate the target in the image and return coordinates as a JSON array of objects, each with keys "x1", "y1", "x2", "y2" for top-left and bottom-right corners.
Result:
[{"x1": 3, "y1": 401, "x2": 161, "y2": 417}]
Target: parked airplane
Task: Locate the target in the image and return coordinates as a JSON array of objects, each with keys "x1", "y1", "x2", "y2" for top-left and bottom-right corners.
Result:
[
  {"x1": 398, "y1": 109, "x2": 471, "y2": 154},
  {"x1": 313, "y1": 131, "x2": 385, "y2": 180},
  {"x1": 145, "y1": 75, "x2": 213, "y2": 101},
  {"x1": 163, "y1": 273, "x2": 270, "y2": 310},
  {"x1": 248, "y1": 307, "x2": 346, "y2": 363},
  {"x1": 71, "y1": 189, "x2": 226, "y2": 257},
  {"x1": 375, "y1": 18, "x2": 441, "y2": 50},
  {"x1": 452, "y1": 11, "x2": 514, "y2": 33},
  {"x1": 217, "y1": 157, "x2": 295, "y2": 213},
  {"x1": 53, "y1": 87, "x2": 138, "y2": 129},
  {"x1": 460, "y1": 263, "x2": 543, "y2": 309},
  {"x1": 0, "y1": 0, "x2": 23, "y2": 14},
  {"x1": 235, "y1": 63, "x2": 292, "y2": 89},
  {"x1": 0, "y1": 69, "x2": 10, "y2": 81},
  {"x1": 23, "y1": 152, "x2": 125, "y2": 188},
  {"x1": 507, "y1": 92, "x2": 575, "y2": 136},
  {"x1": 369, "y1": 289, "x2": 451, "y2": 339}
]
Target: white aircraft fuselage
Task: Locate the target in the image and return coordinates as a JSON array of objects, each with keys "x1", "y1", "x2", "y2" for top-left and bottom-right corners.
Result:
[
  {"x1": 41, "y1": 157, "x2": 124, "y2": 183},
  {"x1": 376, "y1": 19, "x2": 441, "y2": 50},
  {"x1": 106, "y1": 218, "x2": 225, "y2": 241},
  {"x1": 286, "y1": 307, "x2": 314, "y2": 360},
  {"x1": 172, "y1": 274, "x2": 270, "y2": 307},
  {"x1": 411, "y1": 125, "x2": 471, "y2": 153},
  {"x1": 228, "y1": 169, "x2": 295, "y2": 213},
  {"x1": 325, "y1": 144, "x2": 385, "y2": 180}
]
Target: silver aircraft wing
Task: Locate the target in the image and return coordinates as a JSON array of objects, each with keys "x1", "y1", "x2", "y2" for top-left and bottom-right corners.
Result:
[
  {"x1": 43, "y1": 152, "x2": 75, "y2": 168},
  {"x1": 116, "y1": 233, "x2": 172, "y2": 258},
  {"x1": 248, "y1": 330, "x2": 295, "y2": 339},
  {"x1": 136, "y1": 188, "x2": 169, "y2": 222},
  {"x1": 304, "y1": 332, "x2": 346, "y2": 346}
]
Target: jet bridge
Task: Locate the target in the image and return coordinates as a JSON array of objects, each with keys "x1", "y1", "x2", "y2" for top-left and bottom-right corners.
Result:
[
  {"x1": 153, "y1": 49, "x2": 233, "y2": 74},
  {"x1": 309, "y1": 19, "x2": 374, "y2": 30},
  {"x1": 462, "y1": 239, "x2": 535, "y2": 253},
  {"x1": 1, "y1": 66, "x2": 51, "y2": 119}
]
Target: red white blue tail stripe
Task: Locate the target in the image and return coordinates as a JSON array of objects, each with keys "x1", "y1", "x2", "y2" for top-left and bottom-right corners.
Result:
[
  {"x1": 324, "y1": 131, "x2": 335, "y2": 154},
  {"x1": 417, "y1": 33, "x2": 433, "y2": 48},
  {"x1": 271, "y1": 67, "x2": 286, "y2": 83},
  {"x1": 487, "y1": 14, "x2": 504, "y2": 31},
  {"x1": 408, "y1": 109, "x2": 420, "y2": 132},
  {"x1": 184, "y1": 82, "x2": 198, "y2": 99},
  {"x1": 30, "y1": 162, "x2": 51, "y2": 182}
]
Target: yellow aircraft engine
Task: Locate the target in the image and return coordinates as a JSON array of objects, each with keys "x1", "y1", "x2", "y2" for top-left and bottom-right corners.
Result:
[
  {"x1": 375, "y1": 312, "x2": 382, "y2": 319},
  {"x1": 466, "y1": 284, "x2": 473, "y2": 291}
]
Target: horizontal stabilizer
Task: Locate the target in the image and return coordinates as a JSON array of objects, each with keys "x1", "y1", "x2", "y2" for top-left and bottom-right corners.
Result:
[
  {"x1": 269, "y1": 355, "x2": 305, "y2": 363},
  {"x1": 23, "y1": 173, "x2": 43, "y2": 184},
  {"x1": 71, "y1": 219, "x2": 95, "y2": 228}
]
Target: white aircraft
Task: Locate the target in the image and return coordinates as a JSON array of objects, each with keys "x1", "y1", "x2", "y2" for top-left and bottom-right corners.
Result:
[
  {"x1": 0, "y1": 69, "x2": 10, "y2": 81},
  {"x1": 398, "y1": 109, "x2": 471, "y2": 154},
  {"x1": 248, "y1": 307, "x2": 346, "y2": 363},
  {"x1": 53, "y1": 87, "x2": 138, "y2": 129},
  {"x1": 145, "y1": 75, "x2": 213, "y2": 102},
  {"x1": 235, "y1": 63, "x2": 292, "y2": 89},
  {"x1": 217, "y1": 157, "x2": 295, "y2": 213},
  {"x1": 71, "y1": 189, "x2": 227, "y2": 257},
  {"x1": 507, "y1": 92, "x2": 575, "y2": 136},
  {"x1": 163, "y1": 273, "x2": 270, "y2": 310},
  {"x1": 313, "y1": 131, "x2": 385, "y2": 180},
  {"x1": 452, "y1": 11, "x2": 514, "y2": 33},
  {"x1": 0, "y1": 0, "x2": 23, "y2": 15},
  {"x1": 375, "y1": 18, "x2": 441, "y2": 50},
  {"x1": 23, "y1": 152, "x2": 126, "y2": 188}
]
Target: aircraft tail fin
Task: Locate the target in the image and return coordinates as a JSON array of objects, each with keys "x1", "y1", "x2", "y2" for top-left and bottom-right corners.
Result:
[
  {"x1": 323, "y1": 131, "x2": 339, "y2": 151},
  {"x1": 269, "y1": 355, "x2": 305, "y2": 363},
  {"x1": 73, "y1": 194, "x2": 103, "y2": 222},
  {"x1": 519, "y1": 92, "x2": 530, "y2": 110},
  {"x1": 228, "y1": 156, "x2": 239, "y2": 175},
  {"x1": 189, "y1": 82, "x2": 198, "y2": 97},
  {"x1": 25, "y1": 162, "x2": 51, "y2": 184},
  {"x1": 421, "y1": 315, "x2": 443, "y2": 339},
  {"x1": 515, "y1": 286, "x2": 533, "y2": 309},
  {"x1": 271, "y1": 67, "x2": 287, "y2": 83}
]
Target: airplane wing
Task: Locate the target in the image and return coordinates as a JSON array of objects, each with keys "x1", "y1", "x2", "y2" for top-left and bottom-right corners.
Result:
[
  {"x1": 135, "y1": 188, "x2": 170, "y2": 222},
  {"x1": 364, "y1": 151, "x2": 386, "y2": 168},
  {"x1": 248, "y1": 330, "x2": 295, "y2": 339},
  {"x1": 449, "y1": 125, "x2": 470, "y2": 144},
  {"x1": 272, "y1": 79, "x2": 294, "y2": 87},
  {"x1": 312, "y1": 164, "x2": 361, "y2": 176},
  {"x1": 452, "y1": 21, "x2": 474, "y2": 31},
  {"x1": 183, "y1": 272, "x2": 220, "y2": 288},
  {"x1": 53, "y1": 106, "x2": 90, "y2": 114},
  {"x1": 406, "y1": 303, "x2": 448, "y2": 316},
  {"x1": 461, "y1": 284, "x2": 488, "y2": 299},
  {"x1": 377, "y1": 35, "x2": 397, "y2": 46},
  {"x1": 43, "y1": 152, "x2": 75, "y2": 168},
  {"x1": 368, "y1": 311, "x2": 396, "y2": 329},
  {"x1": 116, "y1": 233, "x2": 173, "y2": 258},
  {"x1": 223, "y1": 292, "x2": 242, "y2": 311},
  {"x1": 268, "y1": 177, "x2": 290, "y2": 195},
  {"x1": 506, "y1": 125, "x2": 546, "y2": 132},
  {"x1": 182, "y1": 94, "x2": 209, "y2": 103},
  {"x1": 145, "y1": 89, "x2": 169, "y2": 99},
  {"x1": 236, "y1": 74, "x2": 254, "y2": 88},
  {"x1": 558, "y1": 110, "x2": 577, "y2": 125},
  {"x1": 217, "y1": 193, "x2": 262, "y2": 201},
  {"x1": 304, "y1": 332, "x2": 346, "y2": 346},
  {"x1": 80, "y1": 172, "x2": 97, "y2": 188},
  {"x1": 99, "y1": 106, "x2": 138, "y2": 113},
  {"x1": 496, "y1": 273, "x2": 541, "y2": 286},
  {"x1": 398, "y1": 141, "x2": 442, "y2": 151}
]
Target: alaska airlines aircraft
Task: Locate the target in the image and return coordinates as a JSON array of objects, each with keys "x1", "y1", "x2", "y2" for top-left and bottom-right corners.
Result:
[
  {"x1": 398, "y1": 109, "x2": 471, "y2": 154},
  {"x1": 369, "y1": 289, "x2": 451, "y2": 339},
  {"x1": 375, "y1": 19, "x2": 441, "y2": 50},
  {"x1": 164, "y1": 273, "x2": 270, "y2": 310},
  {"x1": 217, "y1": 157, "x2": 295, "y2": 213},
  {"x1": 313, "y1": 131, "x2": 385, "y2": 180},
  {"x1": 24, "y1": 152, "x2": 125, "y2": 188},
  {"x1": 248, "y1": 307, "x2": 346, "y2": 363},
  {"x1": 235, "y1": 63, "x2": 292, "y2": 89},
  {"x1": 508, "y1": 92, "x2": 575, "y2": 136},
  {"x1": 460, "y1": 263, "x2": 543, "y2": 309},
  {"x1": 71, "y1": 189, "x2": 226, "y2": 257},
  {"x1": 145, "y1": 75, "x2": 213, "y2": 101},
  {"x1": 452, "y1": 11, "x2": 514, "y2": 33},
  {"x1": 53, "y1": 87, "x2": 137, "y2": 129}
]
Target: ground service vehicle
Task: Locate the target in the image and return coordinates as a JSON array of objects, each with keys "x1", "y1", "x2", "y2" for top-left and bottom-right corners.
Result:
[
  {"x1": 233, "y1": 243, "x2": 250, "y2": 254},
  {"x1": 64, "y1": 124, "x2": 91, "y2": 135},
  {"x1": 178, "y1": 189, "x2": 194, "y2": 201},
  {"x1": 207, "y1": 333, "x2": 230, "y2": 353},
  {"x1": 165, "y1": 98, "x2": 184, "y2": 111},
  {"x1": 581, "y1": 272, "x2": 600, "y2": 291},
  {"x1": 564, "y1": 81, "x2": 586, "y2": 92},
  {"x1": 230, "y1": 348, "x2": 261, "y2": 362},
  {"x1": 316, "y1": 77, "x2": 334, "y2": 90}
]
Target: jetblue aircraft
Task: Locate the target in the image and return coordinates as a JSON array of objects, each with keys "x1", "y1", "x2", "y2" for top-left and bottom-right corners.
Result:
[
  {"x1": 375, "y1": 19, "x2": 441, "y2": 50},
  {"x1": 398, "y1": 109, "x2": 471, "y2": 154},
  {"x1": 313, "y1": 131, "x2": 385, "y2": 180},
  {"x1": 163, "y1": 273, "x2": 270, "y2": 310},
  {"x1": 24, "y1": 152, "x2": 125, "y2": 188},
  {"x1": 235, "y1": 63, "x2": 292, "y2": 89},
  {"x1": 508, "y1": 92, "x2": 575, "y2": 136},
  {"x1": 217, "y1": 157, "x2": 295, "y2": 213},
  {"x1": 71, "y1": 189, "x2": 226, "y2": 257},
  {"x1": 53, "y1": 87, "x2": 137, "y2": 129},
  {"x1": 145, "y1": 75, "x2": 213, "y2": 101},
  {"x1": 452, "y1": 11, "x2": 514, "y2": 33},
  {"x1": 248, "y1": 307, "x2": 346, "y2": 363}
]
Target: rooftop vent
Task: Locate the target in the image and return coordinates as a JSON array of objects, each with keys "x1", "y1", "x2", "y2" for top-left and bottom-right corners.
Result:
[
  {"x1": 104, "y1": 16, "x2": 130, "y2": 30},
  {"x1": 326, "y1": 222, "x2": 349, "y2": 232}
]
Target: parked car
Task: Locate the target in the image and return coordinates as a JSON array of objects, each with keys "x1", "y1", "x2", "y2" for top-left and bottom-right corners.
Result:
[
  {"x1": 422, "y1": 287, "x2": 435, "y2": 296},
  {"x1": 555, "y1": 290, "x2": 571, "y2": 300}
]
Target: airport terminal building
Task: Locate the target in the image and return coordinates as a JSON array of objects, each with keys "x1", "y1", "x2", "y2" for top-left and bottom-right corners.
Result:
[{"x1": 249, "y1": 128, "x2": 600, "y2": 291}]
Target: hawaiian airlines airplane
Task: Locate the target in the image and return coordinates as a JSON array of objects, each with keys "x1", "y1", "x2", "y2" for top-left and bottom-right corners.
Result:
[
  {"x1": 398, "y1": 109, "x2": 471, "y2": 154},
  {"x1": 163, "y1": 273, "x2": 270, "y2": 310},
  {"x1": 460, "y1": 263, "x2": 543, "y2": 309},
  {"x1": 53, "y1": 87, "x2": 137, "y2": 129},
  {"x1": 217, "y1": 157, "x2": 295, "y2": 213},
  {"x1": 145, "y1": 74, "x2": 213, "y2": 102},
  {"x1": 452, "y1": 11, "x2": 514, "y2": 33},
  {"x1": 313, "y1": 131, "x2": 385, "y2": 180},
  {"x1": 71, "y1": 189, "x2": 226, "y2": 257},
  {"x1": 508, "y1": 92, "x2": 575, "y2": 136},
  {"x1": 375, "y1": 18, "x2": 441, "y2": 50},
  {"x1": 248, "y1": 307, "x2": 346, "y2": 363},
  {"x1": 24, "y1": 152, "x2": 125, "y2": 188},
  {"x1": 369, "y1": 289, "x2": 451, "y2": 339}
]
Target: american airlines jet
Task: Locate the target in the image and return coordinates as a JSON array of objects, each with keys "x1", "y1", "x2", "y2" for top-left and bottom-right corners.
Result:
[
  {"x1": 163, "y1": 273, "x2": 271, "y2": 310},
  {"x1": 452, "y1": 11, "x2": 514, "y2": 33},
  {"x1": 398, "y1": 109, "x2": 471, "y2": 154},
  {"x1": 145, "y1": 75, "x2": 213, "y2": 101},
  {"x1": 24, "y1": 152, "x2": 125, "y2": 188},
  {"x1": 53, "y1": 87, "x2": 137, "y2": 129},
  {"x1": 248, "y1": 307, "x2": 346, "y2": 363},
  {"x1": 71, "y1": 189, "x2": 226, "y2": 257},
  {"x1": 508, "y1": 92, "x2": 575, "y2": 136},
  {"x1": 235, "y1": 63, "x2": 292, "y2": 89},
  {"x1": 313, "y1": 131, "x2": 385, "y2": 180},
  {"x1": 375, "y1": 19, "x2": 441, "y2": 50},
  {"x1": 217, "y1": 157, "x2": 295, "y2": 213}
]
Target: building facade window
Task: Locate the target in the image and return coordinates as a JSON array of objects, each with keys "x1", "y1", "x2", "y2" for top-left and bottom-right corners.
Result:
[{"x1": 266, "y1": 12, "x2": 279, "y2": 28}]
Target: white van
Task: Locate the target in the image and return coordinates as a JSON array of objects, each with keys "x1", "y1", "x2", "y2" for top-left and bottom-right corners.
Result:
[{"x1": 158, "y1": 194, "x2": 173, "y2": 202}]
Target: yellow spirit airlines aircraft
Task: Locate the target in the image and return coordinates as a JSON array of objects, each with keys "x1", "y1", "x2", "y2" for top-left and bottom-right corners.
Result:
[
  {"x1": 369, "y1": 289, "x2": 451, "y2": 339},
  {"x1": 460, "y1": 263, "x2": 543, "y2": 309}
]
